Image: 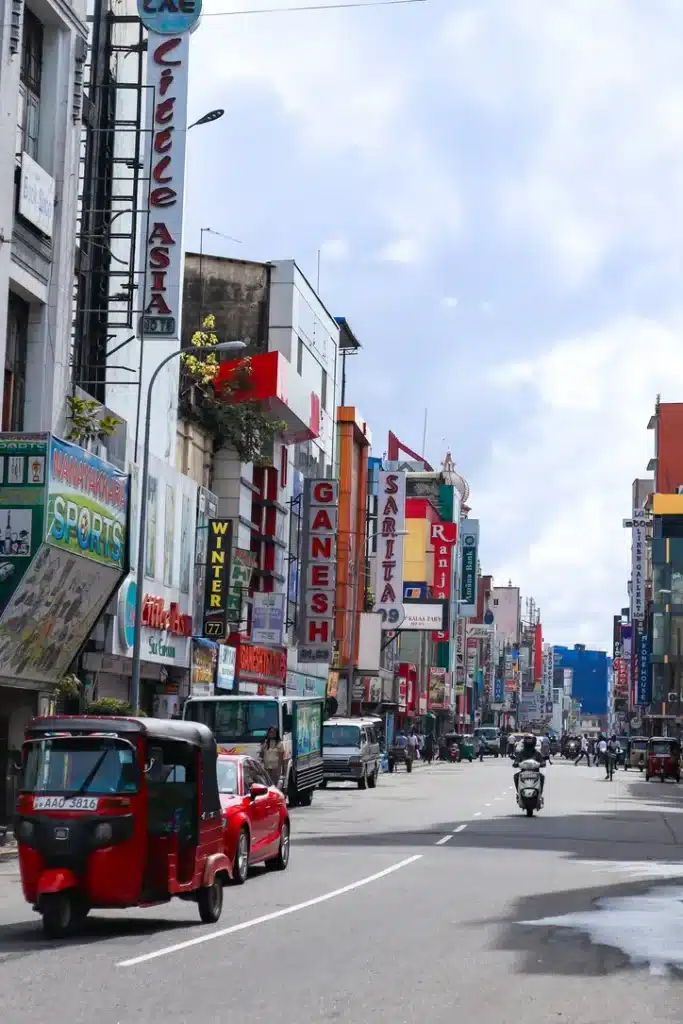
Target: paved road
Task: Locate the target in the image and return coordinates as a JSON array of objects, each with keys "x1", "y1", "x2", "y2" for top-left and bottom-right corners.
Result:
[{"x1": 2, "y1": 758, "x2": 683, "y2": 1021}]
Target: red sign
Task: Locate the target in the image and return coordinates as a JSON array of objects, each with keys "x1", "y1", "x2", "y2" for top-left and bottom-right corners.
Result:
[
  {"x1": 235, "y1": 642, "x2": 287, "y2": 687},
  {"x1": 300, "y1": 479, "x2": 338, "y2": 656},
  {"x1": 431, "y1": 521, "x2": 457, "y2": 642},
  {"x1": 397, "y1": 677, "x2": 407, "y2": 711},
  {"x1": 142, "y1": 594, "x2": 192, "y2": 636},
  {"x1": 614, "y1": 657, "x2": 629, "y2": 697}
]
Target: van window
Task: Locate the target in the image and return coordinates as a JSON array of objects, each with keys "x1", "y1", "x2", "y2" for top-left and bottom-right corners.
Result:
[{"x1": 323, "y1": 724, "x2": 360, "y2": 748}]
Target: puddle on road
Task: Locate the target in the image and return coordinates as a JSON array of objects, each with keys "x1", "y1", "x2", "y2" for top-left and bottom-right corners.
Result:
[{"x1": 523, "y1": 883, "x2": 683, "y2": 977}]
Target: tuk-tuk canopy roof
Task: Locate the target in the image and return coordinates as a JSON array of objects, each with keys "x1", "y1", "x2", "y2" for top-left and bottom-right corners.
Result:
[{"x1": 25, "y1": 716, "x2": 216, "y2": 753}]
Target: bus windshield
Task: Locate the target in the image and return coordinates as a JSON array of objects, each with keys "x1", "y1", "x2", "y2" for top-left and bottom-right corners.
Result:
[
  {"x1": 185, "y1": 699, "x2": 279, "y2": 744},
  {"x1": 22, "y1": 737, "x2": 138, "y2": 796}
]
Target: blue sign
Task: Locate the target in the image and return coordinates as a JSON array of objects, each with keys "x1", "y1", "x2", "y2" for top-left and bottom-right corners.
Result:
[
  {"x1": 484, "y1": 609, "x2": 494, "y2": 625},
  {"x1": 138, "y1": 0, "x2": 202, "y2": 35},
  {"x1": 120, "y1": 579, "x2": 136, "y2": 649},
  {"x1": 636, "y1": 627, "x2": 651, "y2": 705},
  {"x1": 403, "y1": 581, "x2": 428, "y2": 600},
  {"x1": 494, "y1": 674, "x2": 504, "y2": 703}
]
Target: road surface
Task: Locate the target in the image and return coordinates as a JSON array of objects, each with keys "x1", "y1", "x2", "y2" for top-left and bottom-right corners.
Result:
[{"x1": 1, "y1": 757, "x2": 683, "y2": 1022}]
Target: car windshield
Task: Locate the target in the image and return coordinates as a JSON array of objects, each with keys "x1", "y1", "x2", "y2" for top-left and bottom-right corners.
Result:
[
  {"x1": 323, "y1": 725, "x2": 360, "y2": 748},
  {"x1": 22, "y1": 737, "x2": 138, "y2": 795},
  {"x1": 477, "y1": 729, "x2": 498, "y2": 740},
  {"x1": 185, "y1": 699, "x2": 279, "y2": 743},
  {"x1": 216, "y1": 760, "x2": 239, "y2": 795}
]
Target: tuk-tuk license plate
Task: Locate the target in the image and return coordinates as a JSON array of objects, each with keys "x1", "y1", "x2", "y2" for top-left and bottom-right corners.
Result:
[{"x1": 33, "y1": 796, "x2": 99, "y2": 811}]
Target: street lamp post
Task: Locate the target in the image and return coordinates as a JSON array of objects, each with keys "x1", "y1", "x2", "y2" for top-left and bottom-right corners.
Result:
[{"x1": 129, "y1": 339, "x2": 246, "y2": 713}]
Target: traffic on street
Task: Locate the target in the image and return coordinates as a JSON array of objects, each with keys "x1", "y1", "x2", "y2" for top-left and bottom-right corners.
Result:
[{"x1": 1, "y1": 754, "x2": 683, "y2": 1023}]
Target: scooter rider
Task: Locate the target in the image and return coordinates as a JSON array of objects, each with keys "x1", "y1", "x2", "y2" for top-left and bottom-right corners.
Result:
[{"x1": 513, "y1": 733, "x2": 545, "y2": 796}]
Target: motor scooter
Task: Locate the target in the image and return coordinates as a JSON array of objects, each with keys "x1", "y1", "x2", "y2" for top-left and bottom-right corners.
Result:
[{"x1": 514, "y1": 758, "x2": 544, "y2": 817}]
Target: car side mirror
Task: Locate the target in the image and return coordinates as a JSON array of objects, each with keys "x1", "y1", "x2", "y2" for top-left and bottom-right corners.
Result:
[{"x1": 250, "y1": 783, "x2": 269, "y2": 800}]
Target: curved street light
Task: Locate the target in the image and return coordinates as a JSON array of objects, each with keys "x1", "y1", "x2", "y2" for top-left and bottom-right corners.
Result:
[
  {"x1": 188, "y1": 109, "x2": 225, "y2": 130},
  {"x1": 130, "y1": 339, "x2": 247, "y2": 711}
]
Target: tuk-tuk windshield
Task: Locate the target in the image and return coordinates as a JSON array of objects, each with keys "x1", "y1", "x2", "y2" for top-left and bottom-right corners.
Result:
[
  {"x1": 651, "y1": 740, "x2": 675, "y2": 756},
  {"x1": 632, "y1": 739, "x2": 647, "y2": 750},
  {"x1": 22, "y1": 737, "x2": 138, "y2": 795}
]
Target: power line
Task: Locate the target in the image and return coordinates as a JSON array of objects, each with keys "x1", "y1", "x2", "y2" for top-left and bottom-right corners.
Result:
[{"x1": 203, "y1": 0, "x2": 426, "y2": 17}]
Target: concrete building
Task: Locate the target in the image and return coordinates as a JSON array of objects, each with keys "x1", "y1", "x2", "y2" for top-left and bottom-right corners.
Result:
[{"x1": 0, "y1": 0, "x2": 86, "y2": 435}]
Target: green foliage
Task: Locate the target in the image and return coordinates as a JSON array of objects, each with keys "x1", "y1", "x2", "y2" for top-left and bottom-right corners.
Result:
[
  {"x1": 180, "y1": 314, "x2": 285, "y2": 464},
  {"x1": 54, "y1": 673, "x2": 81, "y2": 700},
  {"x1": 85, "y1": 698, "x2": 145, "y2": 717},
  {"x1": 66, "y1": 395, "x2": 121, "y2": 446}
]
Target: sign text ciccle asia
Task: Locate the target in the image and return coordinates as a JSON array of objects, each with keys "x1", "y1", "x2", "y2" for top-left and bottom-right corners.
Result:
[
  {"x1": 374, "y1": 470, "x2": 406, "y2": 630},
  {"x1": 202, "y1": 518, "x2": 233, "y2": 639}
]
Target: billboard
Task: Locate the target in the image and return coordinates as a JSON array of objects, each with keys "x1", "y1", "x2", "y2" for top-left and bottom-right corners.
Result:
[
  {"x1": 399, "y1": 599, "x2": 448, "y2": 631},
  {"x1": 201, "y1": 518, "x2": 233, "y2": 639},
  {"x1": 630, "y1": 509, "x2": 648, "y2": 621},
  {"x1": 298, "y1": 478, "x2": 338, "y2": 663},
  {"x1": 0, "y1": 433, "x2": 49, "y2": 617},
  {"x1": 428, "y1": 667, "x2": 450, "y2": 710},
  {"x1": 251, "y1": 592, "x2": 285, "y2": 647},
  {"x1": 459, "y1": 519, "x2": 479, "y2": 617},
  {"x1": 431, "y1": 520, "x2": 457, "y2": 642},
  {"x1": 374, "y1": 470, "x2": 406, "y2": 629}
]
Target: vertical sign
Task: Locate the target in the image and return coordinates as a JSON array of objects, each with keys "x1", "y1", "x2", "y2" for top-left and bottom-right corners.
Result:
[
  {"x1": 137, "y1": 0, "x2": 202, "y2": 337},
  {"x1": 630, "y1": 510, "x2": 648, "y2": 621},
  {"x1": 374, "y1": 470, "x2": 406, "y2": 629},
  {"x1": 459, "y1": 519, "x2": 479, "y2": 617},
  {"x1": 0, "y1": 433, "x2": 48, "y2": 617},
  {"x1": 455, "y1": 617, "x2": 466, "y2": 695},
  {"x1": 298, "y1": 479, "x2": 338, "y2": 662},
  {"x1": 430, "y1": 520, "x2": 457, "y2": 641},
  {"x1": 202, "y1": 519, "x2": 232, "y2": 638},
  {"x1": 635, "y1": 625, "x2": 651, "y2": 706}
]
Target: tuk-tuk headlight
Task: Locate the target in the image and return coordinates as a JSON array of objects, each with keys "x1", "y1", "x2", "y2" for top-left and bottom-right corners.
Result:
[
  {"x1": 93, "y1": 822, "x2": 113, "y2": 844},
  {"x1": 17, "y1": 820, "x2": 34, "y2": 841}
]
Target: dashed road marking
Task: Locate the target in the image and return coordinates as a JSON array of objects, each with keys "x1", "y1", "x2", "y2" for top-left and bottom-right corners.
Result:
[
  {"x1": 435, "y1": 835, "x2": 453, "y2": 845},
  {"x1": 453, "y1": 824, "x2": 468, "y2": 833}
]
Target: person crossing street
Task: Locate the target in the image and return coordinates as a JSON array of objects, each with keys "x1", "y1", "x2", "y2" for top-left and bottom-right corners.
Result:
[{"x1": 574, "y1": 734, "x2": 591, "y2": 766}]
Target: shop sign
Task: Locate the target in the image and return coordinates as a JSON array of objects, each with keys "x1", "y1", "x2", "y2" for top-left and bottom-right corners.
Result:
[
  {"x1": 298, "y1": 479, "x2": 338, "y2": 662},
  {"x1": 362, "y1": 676, "x2": 382, "y2": 703},
  {"x1": 227, "y1": 548, "x2": 257, "y2": 624},
  {"x1": 0, "y1": 433, "x2": 48, "y2": 617},
  {"x1": 202, "y1": 518, "x2": 233, "y2": 639},
  {"x1": 138, "y1": 28, "x2": 194, "y2": 338},
  {"x1": 374, "y1": 471, "x2": 406, "y2": 629},
  {"x1": 399, "y1": 599, "x2": 447, "y2": 631},
  {"x1": 190, "y1": 638, "x2": 217, "y2": 697},
  {"x1": 455, "y1": 616, "x2": 466, "y2": 690},
  {"x1": 403, "y1": 581, "x2": 428, "y2": 600},
  {"x1": 326, "y1": 670, "x2": 339, "y2": 699},
  {"x1": 631, "y1": 517, "x2": 646, "y2": 620},
  {"x1": 117, "y1": 577, "x2": 137, "y2": 650},
  {"x1": 19, "y1": 152, "x2": 55, "y2": 237},
  {"x1": 428, "y1": 667, "x2": 449, "y2": 710},
  {"x1": 252, "y1": 591, "x2": 285, "y2": 647},
  {"x1": 397, "y1": 677, "x2": 407, "y2": 711},
  {"x1": 46, "y1": 437, "x2": 128, "y2": 569},
  {"x1": 142, "y1": 593, "x2": 192, "y2": 635},
  {"x1": 459, "y1": 519, "x2": 479, "y2": 618},
  {"x1": 466, "y1": 636, "x2": 478, "y2": 685},
  {"x1": 216, "y1": 643, "x2": 236, "y2": 692},
  {"x1": 635, "y1": 625, "x2": 651, "y2": 706},
  {"x1": 430, "y1": 521, "x2": 457, "y2": 641},
  {"x1": 236, "y1": 641, "x2": 287, "y2": 688},
  {"x1": 494, "y1": 673, "x2": 504, "y2": 703}
]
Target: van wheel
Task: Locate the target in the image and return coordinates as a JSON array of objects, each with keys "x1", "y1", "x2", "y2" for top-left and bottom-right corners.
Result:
[
  {"x1": 367, "y1": 766, "x2": 378, "y2": 789},
  {"x1": 319, "y1": 780, "x2": 327, "y2": 789},
  {"x1": 358, "y1": 770, "x2": 368, "y2": 790},
  {"x1": 298, "y1": 788, "x2": 313, "y2": 807},
  {"x1": 41, "y1": 892, "x2": 75, "y2": 938},
  {"x1": 198, "y1": 877, "x2": 223, "y2": 924}
]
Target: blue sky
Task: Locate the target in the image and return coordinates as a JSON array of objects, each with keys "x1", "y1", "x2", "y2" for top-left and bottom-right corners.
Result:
[{"x1": 185, "y1": 0, "x2": 683, "y2": 651}]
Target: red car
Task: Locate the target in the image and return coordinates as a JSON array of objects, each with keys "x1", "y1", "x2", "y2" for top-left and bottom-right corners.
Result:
[{"x1": 217, "y1": 754, "x2": 290, "y2": 884}]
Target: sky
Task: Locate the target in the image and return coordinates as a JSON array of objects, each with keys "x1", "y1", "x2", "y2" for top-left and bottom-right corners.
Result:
[{"x1": 184, "y1": 0, "x2": 683, "y2": 652}]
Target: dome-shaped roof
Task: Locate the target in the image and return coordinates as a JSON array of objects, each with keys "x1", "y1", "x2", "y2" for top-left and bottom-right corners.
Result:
[{"x1": 441, "y1": 451, "x2": 470, "y2": 502}]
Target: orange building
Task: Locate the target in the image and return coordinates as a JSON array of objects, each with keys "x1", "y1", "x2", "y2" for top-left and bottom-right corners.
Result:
[
  {"x1": 335, "y1": 407, "x2": 371, "y2": 675},
  {"x1": 648, "y1": 400, "x2": 683, "y2": 494}
]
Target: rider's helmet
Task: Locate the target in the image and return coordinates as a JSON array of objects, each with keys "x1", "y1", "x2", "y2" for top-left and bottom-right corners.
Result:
[{"x1": 521, "y1": 733, "x2": 537, "y2": 755}]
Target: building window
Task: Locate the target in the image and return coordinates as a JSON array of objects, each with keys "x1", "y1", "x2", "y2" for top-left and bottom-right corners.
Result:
[
  {"x1": 3, "y1": 293, "x2": 29, "y2": 431},
  {"x1": 280, "y1": 444, "x2": 288, "y2": 490},
  {"x1": 145, "y1": 476, "x2": 158, "y2": 578},
  {"x1": 321, "y1": 368, "x2": 327, "y2": 411},
  {"x1": 17, "y1": 8, "x2": 43, "y2": 161},
  {"x1": 297, "y1": 336, "x2": 303, "y2": 375}
]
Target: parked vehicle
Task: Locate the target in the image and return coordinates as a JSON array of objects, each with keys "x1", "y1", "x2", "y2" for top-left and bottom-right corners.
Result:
[
  {"x1": 459, "y1": 734, "x2": 475, "y2": 762},
  {"x1": 515, "y1": 758, "x2": 544, "y2": 817},
  {"x1": 15, "y1": 717, "x2": 231, "y2": 937},
  {"x1": 183, "y1": 695, "x2": 323, "y2": 807},
  {"x1": 474, "y1": 727, "x2": 500, "y2": 757},
  {"x1": 646, "y1": 737, "x2": 681, "y2": 783},
  {"x1": 624, "y1": 736, "x2": 648, "y2": 771},
  {"x1": 320, "y1": 718, "x2": 381, "y2": 789},
  {"x1": 216, "y1": 754, "x2": 289, "y2": 883}
]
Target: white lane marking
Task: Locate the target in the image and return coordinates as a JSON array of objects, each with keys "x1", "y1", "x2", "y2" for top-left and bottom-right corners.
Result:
[
  {"x1": 473, "y1": 811, "x2": 482, "y2": 817},
  {"x1": 453, "y1": 824, "x2": 468, "y2": 833},
  {"x1": 435, "y1": 835, "x2": 452, "y2": 845},
  {"x1": 485, "y1": 803, "x2": 491, "y2": 807},
  {"x1": 118, "y1": 855, "x2": 423, "y2": 968}
]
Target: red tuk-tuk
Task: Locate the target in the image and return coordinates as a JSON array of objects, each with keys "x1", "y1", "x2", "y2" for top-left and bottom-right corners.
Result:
[
  {"x1": 645, "y1": 736, "x2": 681, "y2": 783},
  {"x1": 15, "y1": 716, "x2": 231, "y2": 937}
]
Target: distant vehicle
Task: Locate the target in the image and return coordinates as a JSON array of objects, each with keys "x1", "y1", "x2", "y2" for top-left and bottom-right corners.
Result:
[
  {"x1": 217, "y1": 754, "x2": 290, "y2": 883},
  {"x1": 474, "y1": 726, "x2": 500, "y2": 757},
  {"x1": 322, "y1": 718, "x2": 381, "y2": 789},
  {"x1": 184, "y1": 694, "x2": 323, "y2": 807}
]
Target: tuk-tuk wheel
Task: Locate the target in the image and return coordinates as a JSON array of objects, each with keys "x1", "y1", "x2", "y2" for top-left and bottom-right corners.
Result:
[
  {"x1": 41, "y1": 892, "x2": 75, "y2": 938},
  {"x1": 198, "y1": 877, "x2": 223, "y2": 924}
]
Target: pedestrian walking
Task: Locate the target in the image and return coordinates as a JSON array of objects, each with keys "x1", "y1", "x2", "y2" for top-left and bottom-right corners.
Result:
[
  {"x1": 574, "y1": 734, "x2": 591, "y2": 766},
  {"x1": 424, "y1": 733, "x2": 435, "y2": 764},
  {"x1": 261, "y1": 726, "x2": 285, "y2": 788},
  {"x1": 605, "y1": 735, "x2": 619, "y2": 781},
  {"x1": 499, "y1": 731, "x2": 508, "y2": 757}
]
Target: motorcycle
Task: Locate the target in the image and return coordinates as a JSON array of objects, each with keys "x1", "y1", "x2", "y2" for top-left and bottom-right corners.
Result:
[{"x1": 515, "y1": 758, "x2": 544, "y2": 817}]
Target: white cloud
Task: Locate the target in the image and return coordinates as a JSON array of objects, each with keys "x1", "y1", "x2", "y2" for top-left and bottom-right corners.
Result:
[
  {"x1": 376, "y1": 238, "x2": 421, "y2": 264},
  {"x1": 319, "y1": 238, "x2": 350, "y2": 262},
  {"x1": 441, "y1": 296, "x2": 459, "y2": 309},
  {"x1": 479, "y1": 300, "x2": 494, "y2": 316},
  {"x1": 439, "y1": 0, "x2": 683, "y2": 287},
  {"x1": 471, "y1": 315, "x2": 683, "y2": 649}
]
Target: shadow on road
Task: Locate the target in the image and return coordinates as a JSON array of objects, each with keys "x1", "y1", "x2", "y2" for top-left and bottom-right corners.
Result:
[{"x1": 0, "y1": 913, "x2": 192, "y2": 958}]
